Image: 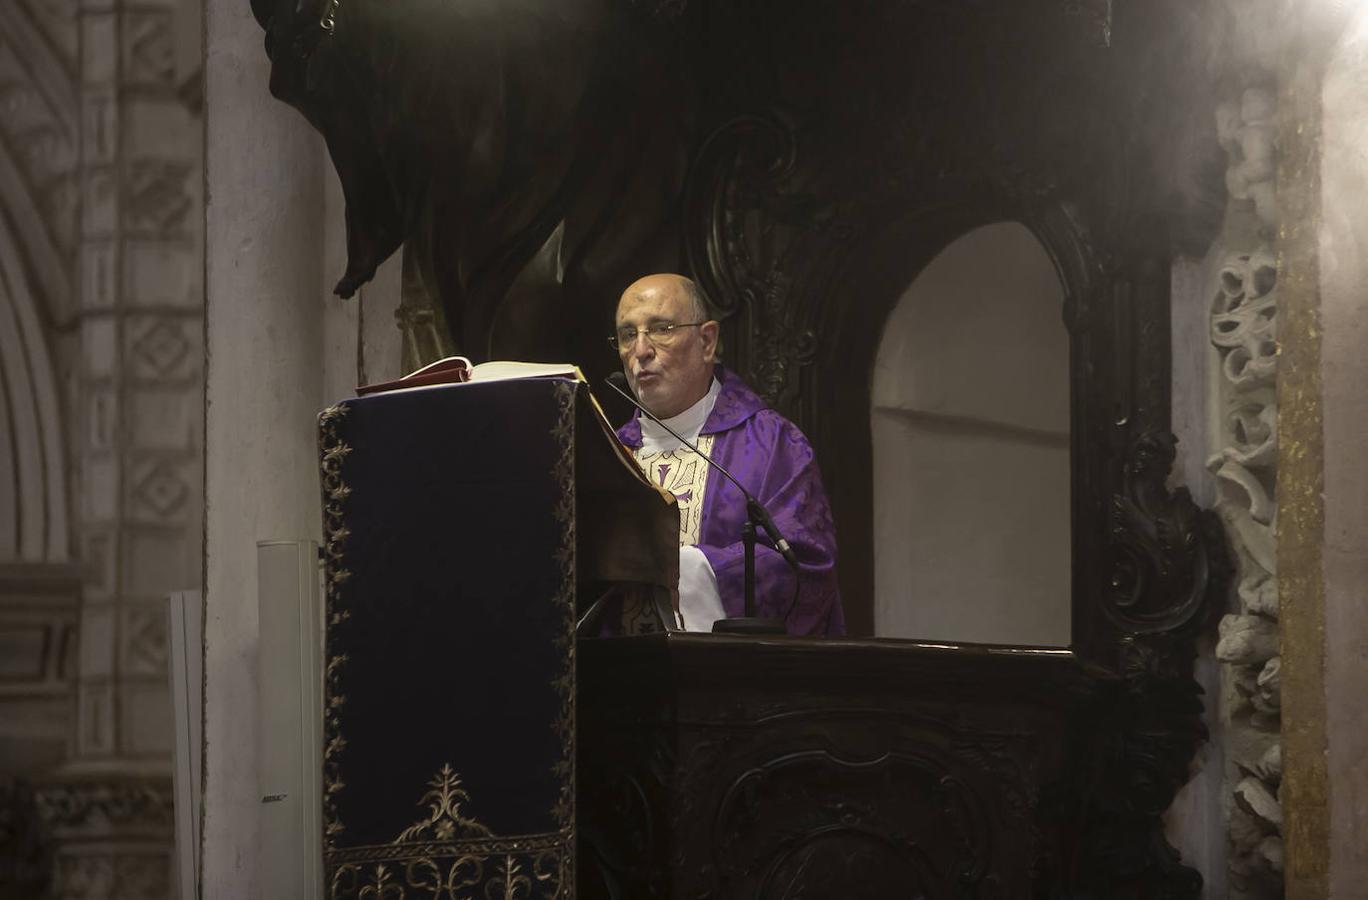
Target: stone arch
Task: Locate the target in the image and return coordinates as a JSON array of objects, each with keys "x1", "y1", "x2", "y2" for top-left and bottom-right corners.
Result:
[
  {"x1": 0, "y1": 0, "x2": 78, "y2": 324},
  {"x1": 0, "y1": 0, "x2": 77, "y2": 562},
  {"x1": 0, "y1": 204, "x2": 69, "y2": 562}
]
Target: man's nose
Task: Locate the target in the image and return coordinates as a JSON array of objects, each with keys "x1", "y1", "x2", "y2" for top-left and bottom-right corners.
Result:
[{"x1": 630, "y1": 333, "x2": 655, "y2": 360}]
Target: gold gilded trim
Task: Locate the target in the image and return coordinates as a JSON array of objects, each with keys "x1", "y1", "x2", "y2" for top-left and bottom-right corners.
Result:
[{"x1": 1275, "y1": 24, "x2": 1331, "y2": 895}]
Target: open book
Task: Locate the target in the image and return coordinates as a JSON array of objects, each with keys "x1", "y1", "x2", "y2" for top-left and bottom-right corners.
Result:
[
  {"x1": 356, "y1": 357, "x2": 583, "y2": 395},
  {"x1": 353, "y1": 355, "x2": 681, "y2": 630},
  {"x1": 355, "y1": 356, "x2": 665, "y2": 500}
]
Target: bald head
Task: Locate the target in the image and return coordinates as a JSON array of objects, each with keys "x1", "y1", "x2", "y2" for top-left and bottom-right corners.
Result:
[
  {"x1": 619, "y1": 274, "x2": 710, "y2": 320},
  {"x1": 614, "y1": 273, "x2": 719, "y2": 418}
]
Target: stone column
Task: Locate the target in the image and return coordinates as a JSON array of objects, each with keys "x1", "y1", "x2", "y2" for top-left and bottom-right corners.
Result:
[
  {"x1": 202, "y1": 2, "x2": 326, "y2": 897},
  {"x1": 1274, "y1": 3, "x2": 1368, "y2": 893},
  {"x1": 1319, "y1": 15, "x2": 1368, "y2": 888},
  {"x1": 66, "y1": 0, "x2": 206, "y2": 777},
  {"x1": 23, "y1": 0, "x2": 207, "y2": 893},
  {"x1": 202, "y1": 0, "x2": 412, "y2": 885},
  {"x1": 0, "y1": 12, "x2": 83, "y2": 867},
  {"x1": 1270, "y1": 0, "x2": 1368, "y2": 894}
]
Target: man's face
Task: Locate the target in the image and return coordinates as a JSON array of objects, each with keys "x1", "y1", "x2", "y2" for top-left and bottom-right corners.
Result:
[{"x1": 615, "y1": 284, "x2": 719, "y2": 419}]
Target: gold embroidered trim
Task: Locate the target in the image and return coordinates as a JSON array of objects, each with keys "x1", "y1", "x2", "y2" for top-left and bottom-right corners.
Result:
[
  {"x1": 549, "y1": 382, "x2": 577, "y2": 842},
  {"x1": 319, "y1": 403, "x2": 352, "y2": 848},
  {"x1": 326, "y1": 761, "x2": 570, "y2": 899},
  {"x1": 326, "y1": 831, "x2": 566, "y2": 865},
  {"x1": 395, "y1": 764, "x2": 492, "y2": 843},
  {"x1": 634, "y1": 432, "x2": 715, "y2": 546},
  {"x1": 329, "y1": 849, "x2": 565, "y2": 900},
  {"x1": 319, "y1": 383, "x2": 579, "y2": 896}
]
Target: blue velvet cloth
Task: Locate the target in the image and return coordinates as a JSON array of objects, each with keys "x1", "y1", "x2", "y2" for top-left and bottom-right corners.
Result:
[{"x1": 319, "y1": 378, "x2": 578, "y2": 897}]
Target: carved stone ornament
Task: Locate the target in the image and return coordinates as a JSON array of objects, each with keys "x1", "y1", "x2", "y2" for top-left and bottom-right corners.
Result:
[{"x1": 32, "y1": 779, "x2": 175, "y2": 834}]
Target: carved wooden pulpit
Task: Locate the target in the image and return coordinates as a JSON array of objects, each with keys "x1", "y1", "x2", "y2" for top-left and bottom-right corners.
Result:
[{"x1": 270, "y1": 0, "x2": 1232, "y2": 896}]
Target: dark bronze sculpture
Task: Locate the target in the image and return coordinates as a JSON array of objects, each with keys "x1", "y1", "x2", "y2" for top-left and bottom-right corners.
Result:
[
  {"x1": 255, "y1": 0, "x2": 1231, "y2": 895},
  {"x1": 251, "y1": 0, "x2": 692, "y2": 362}
]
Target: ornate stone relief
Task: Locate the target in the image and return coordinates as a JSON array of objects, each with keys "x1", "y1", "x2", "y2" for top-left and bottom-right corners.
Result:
[
  {"x1": 0, "y1": 0, "x2": 200, "y2": 898},
  {"x1": 1207, "y1": 86, "x2": 1283, "y2": 898},
  {"x1": 34, "y1": 780, "x2": 175, "y2": 834},
  {"x1": 24, "y1": 775, "x2": 176, "y2": 894},
  {"x1": 0, "y1": 2, "x2": 79, "y2": 310},
  {"x1": 50, "y1": 851, "x2": 172, "y2": 900}
]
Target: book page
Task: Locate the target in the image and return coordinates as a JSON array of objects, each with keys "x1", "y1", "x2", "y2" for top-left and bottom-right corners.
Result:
[
  {"x1": 418, "y1": 359, "x2": 668, "y2": 499},
  {"x1": 468, "y1": 361, "x2": 582, "y2": 382},
  {"x1": 408, "y1": 355, "x2": 472, "y2": 377}
]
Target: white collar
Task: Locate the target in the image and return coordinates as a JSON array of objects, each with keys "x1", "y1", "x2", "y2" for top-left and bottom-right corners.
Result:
[{"x1": 639, "y1": 378, "x2": 721, "y2": 453}]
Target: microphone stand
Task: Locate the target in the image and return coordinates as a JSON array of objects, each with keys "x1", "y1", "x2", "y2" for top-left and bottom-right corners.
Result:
[{"x1": 604, "y1": 375, "x2": 791, "y2": 635}]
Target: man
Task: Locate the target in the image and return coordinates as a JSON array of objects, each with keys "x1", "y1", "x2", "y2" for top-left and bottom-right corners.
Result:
[{"x1": 612, "y1": 273, "x2": 844, "y2": 635}]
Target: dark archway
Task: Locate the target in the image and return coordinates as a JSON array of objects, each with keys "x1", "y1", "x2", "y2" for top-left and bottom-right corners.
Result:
[
  {"x1": 869, "y1": 221, "x2": 1070, "y2": 646},
  {"x1": 810, "y1": 196, "x2": 1093, "y2": 642}
]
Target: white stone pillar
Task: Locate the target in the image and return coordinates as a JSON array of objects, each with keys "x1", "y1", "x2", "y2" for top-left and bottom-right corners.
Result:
[
  {"x1": 1165, "y1": 254, "x2": 1228, "y2": 897},
  {"x1": 1318, "y1": 16, "x2": 1368, "y2": 889},
  {"x1": 203, "y1": 2, "x2": 326, "y2": 896}
]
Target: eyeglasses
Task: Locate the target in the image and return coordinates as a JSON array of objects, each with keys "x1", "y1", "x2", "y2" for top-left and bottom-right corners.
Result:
[{"x1": 608, "y1": 322, "x2": 706, "y2": 351}]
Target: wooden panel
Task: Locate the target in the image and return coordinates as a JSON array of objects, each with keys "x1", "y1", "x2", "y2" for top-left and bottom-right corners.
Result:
[{"x1": 579, "y1": 635, "x2": 1087, "y2": 898}]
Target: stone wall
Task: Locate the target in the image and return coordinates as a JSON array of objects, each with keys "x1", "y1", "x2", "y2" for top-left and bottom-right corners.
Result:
[
  {"x1": 1193, "y1": 1, "x2": 1368, "y2": 893},
  {"x1": 0, "y1": 0, "x2": 204, "y2": 895},
  {"x1": 200, "y1": 5, "x2": 403, "y2": 895},
  {"x1": 1316, "y1": 11, "x2": 1368, "y2": 891}
]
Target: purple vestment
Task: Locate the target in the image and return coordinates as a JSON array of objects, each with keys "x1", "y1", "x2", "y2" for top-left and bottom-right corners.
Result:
[{"x1": 617, "y1": 366, "x2": 845, "y2": 636}]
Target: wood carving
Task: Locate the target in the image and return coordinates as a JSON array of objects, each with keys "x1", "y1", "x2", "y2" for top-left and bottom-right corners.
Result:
[
  {"x1": 1047, "y1": 636, "x2": 1212, "y2": 898},
  {"x1": 1108, "y1": 433, "x2": 1230, "y2": 636},
  {"x1": 683, "y1": 115, "x2": 836, "y2": 413}
]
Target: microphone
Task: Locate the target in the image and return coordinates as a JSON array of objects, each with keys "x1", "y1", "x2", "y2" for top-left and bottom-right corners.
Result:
[{"x1": 605, "y1": 372, "x2": 800, "y2": 569}]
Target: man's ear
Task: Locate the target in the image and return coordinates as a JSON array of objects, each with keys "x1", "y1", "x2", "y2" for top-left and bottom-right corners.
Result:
[{"x1": 700, "y1": 320, "x2": 720, "y2": 362}]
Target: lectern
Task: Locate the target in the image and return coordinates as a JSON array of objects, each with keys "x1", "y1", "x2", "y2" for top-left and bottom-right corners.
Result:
[{"x1": 316, "y1": 376, "x2": 676, "y2": 899}]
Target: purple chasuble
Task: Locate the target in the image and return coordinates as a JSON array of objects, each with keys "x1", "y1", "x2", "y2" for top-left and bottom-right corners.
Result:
[{"x1": 617, "y1": 366, "x2": 845, "y2": 636}]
